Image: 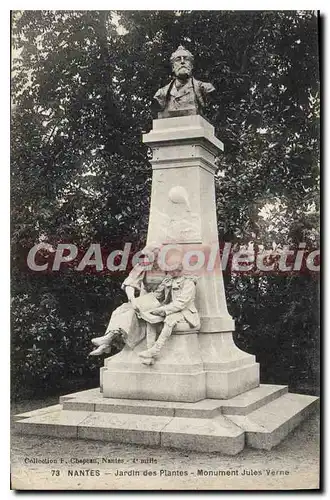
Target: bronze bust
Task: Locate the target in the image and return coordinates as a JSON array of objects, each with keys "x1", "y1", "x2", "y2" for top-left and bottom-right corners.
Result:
[{"x1": 154, "y1": 45, "x2": 215, "y2": 118}]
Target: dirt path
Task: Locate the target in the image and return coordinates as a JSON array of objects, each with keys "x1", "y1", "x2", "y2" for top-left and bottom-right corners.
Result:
[{"x1": 11, "y1": 397, "x2": 320, "y2": 490}]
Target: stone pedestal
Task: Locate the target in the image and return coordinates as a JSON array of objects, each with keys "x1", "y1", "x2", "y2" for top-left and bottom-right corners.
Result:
[
  {"x1": 102, "y1": 115, "x2": 259, "y2": 401},
  {"x1": 144, "y1": 115, "x2": 234, "y2": 333}
]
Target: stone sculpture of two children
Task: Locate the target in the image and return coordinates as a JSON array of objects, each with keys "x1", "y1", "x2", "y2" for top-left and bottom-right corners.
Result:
[{"x1": 90, "y1": 245, "x2": 200, "y2": 365}]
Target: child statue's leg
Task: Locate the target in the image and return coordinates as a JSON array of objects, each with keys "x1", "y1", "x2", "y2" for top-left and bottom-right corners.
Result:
[
  {"x1": 91, "y1": 330, "x2": 117, "y2": 347},
  {"x1": 138, "y1": 315, "x2": 177, "y2": 363},
  {"x1": 146, "y1": 323, "x2": 157, "y2": 349},
  {"x1": 89, "y1": 329, "x2": 124, "y2": 356}
]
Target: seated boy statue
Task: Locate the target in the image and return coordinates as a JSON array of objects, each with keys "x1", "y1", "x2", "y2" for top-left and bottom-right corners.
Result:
[{"x1": 138, "y1": 265, "x2": 200, "y2": 365}]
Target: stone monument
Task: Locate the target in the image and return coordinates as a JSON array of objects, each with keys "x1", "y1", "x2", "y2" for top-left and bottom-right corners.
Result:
[{"x1": 15, "y1": 46, "x2": 318, "y2": 455}]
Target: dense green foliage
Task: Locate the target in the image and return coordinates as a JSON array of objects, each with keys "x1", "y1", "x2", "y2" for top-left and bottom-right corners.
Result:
[{"x1": 11, "y1": 11, "x2": 320, "y2": 399}]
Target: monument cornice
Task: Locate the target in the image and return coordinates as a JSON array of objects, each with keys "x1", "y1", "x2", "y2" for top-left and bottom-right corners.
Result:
[{"x1": 143, "y1": 115, "x2": 224, "y2": 155}]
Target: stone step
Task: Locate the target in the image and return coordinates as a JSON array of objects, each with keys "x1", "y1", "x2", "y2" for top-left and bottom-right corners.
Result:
[
  {"x1": 227, "y1": 392, "x2": 319, "y2": 450},
  {"x1": 15, "y1": 409, "x2": 93, "y2": 439},
  {"x1": 15, "y1": 404, "x2": 62, "y2": 421},
  {"x1": 14, "y1": 407, "x2": 244, "y2": 454},
  {"x1": 160, "y1": 415, "x2": 244, "y2": 455},
  {"x1": 220, "y1": 384, "x2": 288, "y2": 415},
  {"x1": 59, "y1": 384, "x2": 288, "y2": 418},
  {"x1": 14, "y1": 408, "x2": 171, "y2": 444}
]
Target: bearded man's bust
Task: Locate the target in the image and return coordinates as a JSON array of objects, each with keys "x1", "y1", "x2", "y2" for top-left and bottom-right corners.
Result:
[{"x1": 154, "y1": 46, "x2": 215, "y2": 118}]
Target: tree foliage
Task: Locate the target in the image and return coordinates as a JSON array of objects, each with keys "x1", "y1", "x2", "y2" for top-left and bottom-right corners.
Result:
[{"x1": 11, "y1": 10, "x2": 320, "y2": 399}]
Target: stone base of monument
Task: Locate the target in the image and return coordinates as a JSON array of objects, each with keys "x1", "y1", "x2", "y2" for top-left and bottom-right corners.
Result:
[
  {"x1": 100, "y1": 332, "x2": 260, "y2": 402},
  {"x1": 101, "y1": 334, "x2": 206, "y2": 403},
  {"x1": 14, "y1": 384, "x2": 318, "y2": 455}
]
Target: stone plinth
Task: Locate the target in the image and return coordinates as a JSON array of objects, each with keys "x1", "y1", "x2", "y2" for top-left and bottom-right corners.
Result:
[
  {"x1": 102, "y1": 333, "x2": 205, "y2": 402},
  {"x1": 101, "y1": 331, "x2": 259, "y2": 402},
  {"x1": 199, "y1": 332, "x2": 260, "y2": 399},
  {"x1": 102, "y1": 114, "x2": 259, "y2": 402}
]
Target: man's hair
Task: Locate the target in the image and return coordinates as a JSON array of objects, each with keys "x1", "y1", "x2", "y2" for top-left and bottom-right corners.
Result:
[{"x1": 170, "y1": 45, "x2": 194, "y2": 65}]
